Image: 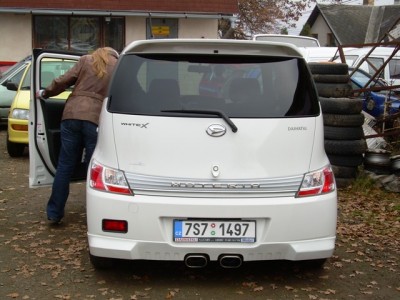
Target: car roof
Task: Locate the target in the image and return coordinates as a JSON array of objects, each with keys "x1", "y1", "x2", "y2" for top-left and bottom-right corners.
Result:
[
  {"x1": 299, "y1": 47, "x2": 338, "y2": 62},
  {"x1": 343, "y1": 47, "x2": 400, "y2": 57},
  {"x1": 122, "y1": 38, "x2": 304, "y2": 58},
  {"x1": 253, "y1": 34, "x2": 320, "y2": 47}
]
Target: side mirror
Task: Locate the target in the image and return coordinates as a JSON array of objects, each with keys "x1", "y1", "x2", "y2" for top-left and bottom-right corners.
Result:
[{"x1": 6, "y1": 81, "x2": 18, "y2": 91}]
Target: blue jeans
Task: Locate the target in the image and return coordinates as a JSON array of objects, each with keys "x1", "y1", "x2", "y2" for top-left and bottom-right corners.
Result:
[{"x1": 47, "y1": 119, "x2": 98, "y2": 221}]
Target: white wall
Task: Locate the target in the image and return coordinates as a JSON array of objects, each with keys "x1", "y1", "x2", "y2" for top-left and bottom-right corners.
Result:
[
  {"x1": 312, "y1": 14, "x2": 332, "y2": 47},
  {"x1": 0, "y1": 14, "x2": 32, "y2": 62},
  {"x1": 125, "y1": 17, "x2": 147, "y2": 46},
  {"x1": 179, "y1": 19, "x2": 218, "y2": 39}
]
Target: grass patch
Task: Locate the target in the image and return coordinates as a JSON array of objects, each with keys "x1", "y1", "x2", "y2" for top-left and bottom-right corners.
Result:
[{"x1": 348, "y1": 170, "x2": 377, "y2": 193}]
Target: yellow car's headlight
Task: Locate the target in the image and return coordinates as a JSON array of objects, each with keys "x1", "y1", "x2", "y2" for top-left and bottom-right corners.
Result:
[{"x1": 11, "y1": 108, "x2": 29, "y2": 120}]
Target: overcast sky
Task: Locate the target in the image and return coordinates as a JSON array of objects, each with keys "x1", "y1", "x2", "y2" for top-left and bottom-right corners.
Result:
[{"x1": 289, "y1": 0, "x2": 395, "y2": 34}]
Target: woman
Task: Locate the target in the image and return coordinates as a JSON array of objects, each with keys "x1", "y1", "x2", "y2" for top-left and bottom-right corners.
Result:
[{"x1": 37, "y1": 47, "x2": 119, "y2": 224}]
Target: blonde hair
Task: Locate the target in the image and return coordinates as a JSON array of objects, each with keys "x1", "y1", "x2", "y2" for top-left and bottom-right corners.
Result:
[{"x1": 92, "y1": 47, "x2": 118, "y2": 78}]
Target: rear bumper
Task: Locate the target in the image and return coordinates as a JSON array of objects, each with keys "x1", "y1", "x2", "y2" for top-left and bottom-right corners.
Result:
[
  {"x1": 87, "y1": 188, "x2": 337, "y2": 262},
  {"x1": 88, "y1": 234, "x2": 335, "y2": 261}
]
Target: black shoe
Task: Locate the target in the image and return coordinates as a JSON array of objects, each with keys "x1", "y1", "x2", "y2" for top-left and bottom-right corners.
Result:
[{"x1": 47, "y1": 217, "x2": 62, "y2": 225}]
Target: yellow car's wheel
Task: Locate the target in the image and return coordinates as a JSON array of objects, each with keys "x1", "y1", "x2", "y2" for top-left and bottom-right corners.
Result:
[{"x1": 6, "y1": 134, "x2": 25, "y2": 157}]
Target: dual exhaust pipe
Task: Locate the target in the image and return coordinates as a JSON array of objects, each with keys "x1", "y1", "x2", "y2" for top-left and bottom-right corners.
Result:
[{"x1": 184, "y1": 254, "x2": 243, "y2": 268}]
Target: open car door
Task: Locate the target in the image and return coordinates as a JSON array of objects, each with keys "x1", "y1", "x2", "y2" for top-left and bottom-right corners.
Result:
[{"x1": 29, "y1": 49, "x2": 83, "y2": 187}]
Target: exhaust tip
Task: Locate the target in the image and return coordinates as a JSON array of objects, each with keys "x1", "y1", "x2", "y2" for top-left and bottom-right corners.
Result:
[
  {"x1": 184, "y1": 254, "x2": 209, "y2": 268},
  {"x1": 219, "y1": 255, "x2": 243, "y2": 268}
]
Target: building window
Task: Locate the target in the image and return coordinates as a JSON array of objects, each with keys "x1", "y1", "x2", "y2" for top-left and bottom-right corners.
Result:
[
  {"x1": 104, "y1": 17, "x2": 125, "y2": 52},
  {"x1": 146, "y1": 18, "x2": 178, "y2": 39},
  {"x1": 33, "y1": 16, "x2": 125, "y2": 52},
  {"x1": 327, "y1": 33, "x2": 336, "y2": 47}
]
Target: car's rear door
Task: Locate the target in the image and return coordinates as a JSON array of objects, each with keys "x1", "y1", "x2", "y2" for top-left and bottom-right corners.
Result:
[{"x1": 29, "y1": 49, "x2": 82, "y2": 187}]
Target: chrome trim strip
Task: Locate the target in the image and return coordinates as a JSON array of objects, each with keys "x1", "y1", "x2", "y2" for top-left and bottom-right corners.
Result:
[{"x1": 125, "y1": 172, "x2": 303, "y2": 197}]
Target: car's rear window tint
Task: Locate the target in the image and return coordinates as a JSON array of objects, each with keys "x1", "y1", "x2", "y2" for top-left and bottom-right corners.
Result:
[{"x1": 108, "y1": 54, "x2": 319, "y2": 118}]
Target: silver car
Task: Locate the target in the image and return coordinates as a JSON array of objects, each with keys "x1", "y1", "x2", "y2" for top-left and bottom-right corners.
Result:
[{"x1": 0, "y1": 56, "x2": 31, "y2": 125}]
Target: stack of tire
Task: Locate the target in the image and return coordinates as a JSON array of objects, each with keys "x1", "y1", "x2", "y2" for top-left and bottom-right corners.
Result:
[{"x1": 308, "y1": 62, "x2": 367, "y2": 188}]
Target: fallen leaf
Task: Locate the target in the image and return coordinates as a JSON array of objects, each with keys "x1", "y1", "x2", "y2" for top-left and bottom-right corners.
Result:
[
  {"x1": 242, "y1": 281, "x2": 257, "y2": 288},
  {"x1": 235, "y1": 290, "x2": 244, "y2": 294},
  {"x1": 253, "y1": 286, "x2": 264, "y2": 292}
]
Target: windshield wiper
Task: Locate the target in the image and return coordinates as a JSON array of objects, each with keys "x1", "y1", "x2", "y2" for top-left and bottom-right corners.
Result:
[{"x1": 162, "y1": 109, "x2": 238, "y2": 133}]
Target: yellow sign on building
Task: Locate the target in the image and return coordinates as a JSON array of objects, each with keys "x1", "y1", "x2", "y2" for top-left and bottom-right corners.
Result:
[{"x1": 152, "y1": 26, "x2": 170, "y2": 37}]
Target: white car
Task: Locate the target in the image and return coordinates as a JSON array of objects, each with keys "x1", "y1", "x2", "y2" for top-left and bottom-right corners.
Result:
[
  {"x1": 29, "y1": 40, "x2": 337, "y2": 269},
  {"x1": 253, "y1": 34, "x2": 320, "y2": 47},
  {"x1": 334, "y1": 46, "x2": 400, "y2": 88},
  {"x1": 299, "y1": 47, "x2": 339, "y2": 62}
]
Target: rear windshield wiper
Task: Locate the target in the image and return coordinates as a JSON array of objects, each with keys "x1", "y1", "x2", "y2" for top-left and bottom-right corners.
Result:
[{"x1": 162, "y1": 109, "x2": 238, "y2": 133}]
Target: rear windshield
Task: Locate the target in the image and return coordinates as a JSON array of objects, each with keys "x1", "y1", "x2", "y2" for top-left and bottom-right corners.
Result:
[{"x1": 108, "y1": 54, "x2": 319, "y2": 118}]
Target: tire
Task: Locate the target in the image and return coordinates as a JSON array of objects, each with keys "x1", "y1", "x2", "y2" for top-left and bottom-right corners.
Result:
[
  {"x1": 7, "y1": 136, "x2": 26, "y2": 157},
  {"x1": 364, "y1": 164, "x2": 392, "y2": 175},
  {"x1": 331, "y1": 165, "x2": 358, "y2": 178},
  {"x1": 390, "y1": 155, "x2": 400, "y2": 176},
  {"x1": 363, "y1": 150, "x2": 391, "y2": 175},
  {"x1": 327, "y1": 154, "x2": 364, "y2": 167},
  {"x1": 316, "y1": 82, "x2": 353, "y2": 98},
  {"x1": 324, "y1": 126, "x2": 364, "y2": 140},
  {"x1": 89, "y1": 253, "x2": 115, "y2": 270},
  {"x1": 364, "y1": 150, "x2": 391, "y2": 166},
  {"x1": 313, "y1": 74, "x2": 350, "y2": 83},
  {"x1": 325, "y1": 139, "x2": 367, "y2": 155},
  {"x1": 335, "y1": 177, "x2": 355, "y2": 189},
  {"x1": 319, "y1": 97, "x2": 363, "y2": 114},
  {"x1": 308, "y1": 63, "x2": 348, "y2": 75},
  {"x1": 323, "y1": 113, "x2": 365, "y2": 127}
]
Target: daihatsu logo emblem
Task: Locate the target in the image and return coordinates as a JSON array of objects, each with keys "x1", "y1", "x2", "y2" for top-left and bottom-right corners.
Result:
[{"x1": 206, "y1": 124, "x2": 226, "y2": 137}]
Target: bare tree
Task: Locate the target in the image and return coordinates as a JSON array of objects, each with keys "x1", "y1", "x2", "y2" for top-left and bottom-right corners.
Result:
[{"x1": 220, "y1": 0, "x2": 342, "y2": 39}]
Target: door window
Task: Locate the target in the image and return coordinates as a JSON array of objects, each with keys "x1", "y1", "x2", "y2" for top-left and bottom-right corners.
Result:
[
  {"x1": 389, "y1": 58, "x2": 400, "y2": 80},
  {"x1": 360, "y1": 57, "x2": 384, "y2": 78},
  {"x1": 3, "y1": 67, "x2": 26, "y2": 88}
]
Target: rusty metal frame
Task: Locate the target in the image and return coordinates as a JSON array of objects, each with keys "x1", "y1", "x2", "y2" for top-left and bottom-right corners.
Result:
[
  {"x1": 335, "y1": 17, "x2": 400, "y2": 142},
  {"x1": 337, "y1": 41, "x2": 399, "y2": 92},
  {"x1": 337, "y1": 15, "x2": 400, "y2": 90}
]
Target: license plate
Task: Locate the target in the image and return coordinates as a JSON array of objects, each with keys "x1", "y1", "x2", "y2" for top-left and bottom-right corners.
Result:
[{"x1": 173, "y1": 220, "x2": 256, "y2": 243}]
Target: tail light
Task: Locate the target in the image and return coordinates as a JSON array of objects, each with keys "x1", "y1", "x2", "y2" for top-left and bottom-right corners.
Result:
[
  {"x1": 102, "y1": 219, "x2": 128, "y2": 233},
  {"x1": 297, "y1": 166, "x2": 336, "y2": 197},
  {"x1": 89, "y1": 160, "x2": 132, "y2": 195}
]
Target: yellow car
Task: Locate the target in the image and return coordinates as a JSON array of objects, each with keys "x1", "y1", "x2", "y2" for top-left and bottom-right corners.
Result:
[{"x1": 7, "y1": 58, "x2": 75, "y2": 157}]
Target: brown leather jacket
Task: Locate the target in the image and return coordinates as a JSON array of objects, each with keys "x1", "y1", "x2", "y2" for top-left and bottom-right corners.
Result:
[{"x1": 44, "y1": 53, "x2": 118, "y2": 125}]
